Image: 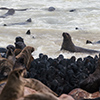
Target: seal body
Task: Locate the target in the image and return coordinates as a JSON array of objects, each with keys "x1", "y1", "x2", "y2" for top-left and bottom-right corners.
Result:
[
  {"x1": 61, "y1": 32, "x2": 100, "y2": 53},
  {"x1": 0, "y1": 68, "x2": 25, "y2": 100}
]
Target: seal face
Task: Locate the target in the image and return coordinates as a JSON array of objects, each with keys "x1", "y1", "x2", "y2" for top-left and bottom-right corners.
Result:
[{"x1": 61, "y1": 32, "x2": 100, "y2": 53}]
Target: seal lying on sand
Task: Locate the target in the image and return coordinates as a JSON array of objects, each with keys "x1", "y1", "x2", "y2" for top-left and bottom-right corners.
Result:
[
  {"x1": 4, "y1": 18, "x2": 32, "y2": 26},
  {"x1": 0, "y1": 9, "x2": 15, "y2": 18},
  {"x1": 61, "y1": 32, "x2": 100, "y2": 53}
]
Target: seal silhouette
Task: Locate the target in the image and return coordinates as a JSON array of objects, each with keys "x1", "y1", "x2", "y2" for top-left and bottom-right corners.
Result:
[
  {"x1": 0, "y1": 8, "x2": 15, "y2": 18},
  {"x1": 61, "y1": 32, "x2": 100, "y2": 53},
  {"x1": 4, "y1": 18, "x2": 32, "y2": 26}
]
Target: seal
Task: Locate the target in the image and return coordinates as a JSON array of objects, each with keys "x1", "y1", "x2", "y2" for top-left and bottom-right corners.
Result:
[
  {"x1": 0, "y1": 8, "x2": 15, "y2": 18},
  {"x1": 14, "y1": 46, "x2": 34, "y2": 70},
  {"x1": 22, "y1": 93, "x2": 58, "y2": 100},
  {"x1": 86, "y1": 40, "x2": 100, "y2": 44},
  {"x1": 0, "y1": 68, "x2": 25, "y2": 100},
  {"x1": 23, "y1": 78, "x2": 58, "y2": 96},
  {"x1": 4, "y1": 18, "x2": 32, "y2": 26},
  {"x1": 61, "y1": 32, "x2": 100, "y2": 53}
]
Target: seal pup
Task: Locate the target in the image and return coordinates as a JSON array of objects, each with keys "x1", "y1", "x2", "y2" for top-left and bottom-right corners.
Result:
[
  {"x1": 14, "y1": 36, "x2": 26, "y2": 56},
  {"x1": 80, "y1": 57, "x2": 100, "y2": 93},
  {"x1": 0, "y1": 8, "x2": 15, "y2": 18},
  {"x1": 0, "y1": 47, "x2": 7, "y2": 53},
  {"x1": 0, "y1": 68, "x2": 25, "y2": 100},
  {"x1": 61, "y1": 32, "x2": 100, "y2": 53}
]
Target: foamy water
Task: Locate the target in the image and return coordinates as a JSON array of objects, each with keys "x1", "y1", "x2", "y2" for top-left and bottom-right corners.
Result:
[{"x1": 0, "y1": 0, "x2": 100, "y2": 59}]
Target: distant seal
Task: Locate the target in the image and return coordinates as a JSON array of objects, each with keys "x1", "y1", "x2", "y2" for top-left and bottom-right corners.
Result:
[
  {"x1": 86, "y1": 40, "x2": 100, "y2": 44},
  {"x1": 26, "y1": 30, "x2": 31, "y2": 35},
  {"x1": 48, "y1": 7, "x2": 55, "y2": 11},
  {"x1": 0, "y1": 9, "x2": 15, "y2": 18},
  {"x1": 4, "y1": 18, "x2": 32, "y2": 26},
  {"x1": 61, "y1": 32, "x2": 100, "y2": 53}
]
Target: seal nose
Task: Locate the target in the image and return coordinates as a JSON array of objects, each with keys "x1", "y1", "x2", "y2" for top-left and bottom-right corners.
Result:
[
  {"x1": 62, "y1": 32, "x2": 66, "y2": 37},
  {"x1": 62, "y1": 32, "x2": 69, "y2": 37}
]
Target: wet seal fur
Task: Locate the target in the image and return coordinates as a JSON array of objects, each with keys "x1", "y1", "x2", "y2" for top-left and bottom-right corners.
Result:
[
  {"x1": 61, "y1": 32, "x2": 100, "y2": 53},
  {"x1": 0, "y1": 68, "x2": 25, "y2": 100}
]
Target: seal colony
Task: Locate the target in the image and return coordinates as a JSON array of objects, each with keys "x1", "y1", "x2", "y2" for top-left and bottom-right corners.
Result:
[
  {"x1": 61, "y1": 32, "x2": 100, "y2": 53},
  {"x1": 0, "y1": 35, "x2": 100, "y2": 100}
]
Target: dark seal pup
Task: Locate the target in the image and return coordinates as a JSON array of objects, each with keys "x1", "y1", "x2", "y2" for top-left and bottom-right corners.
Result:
[{"x1": 61, "y1": 32, "x2": 100, "y2": 53}]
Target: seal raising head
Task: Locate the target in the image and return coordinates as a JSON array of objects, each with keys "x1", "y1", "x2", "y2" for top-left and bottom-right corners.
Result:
[{"x1": 61, "y1": 32, "x2": 100, "y2": 53}]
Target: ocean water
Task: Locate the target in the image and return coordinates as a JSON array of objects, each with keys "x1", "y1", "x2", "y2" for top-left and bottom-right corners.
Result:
[{"x1": 0, "y1": 0, "x2": 100, "y2": 59}]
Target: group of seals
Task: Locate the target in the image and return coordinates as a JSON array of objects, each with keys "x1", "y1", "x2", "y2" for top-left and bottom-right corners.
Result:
[
  {"x1": 80, "y1": 57, "x2": 100, "y2": 93},
  {"x1": 61, "y1": 32, "x2": 100, "y2": 53}
]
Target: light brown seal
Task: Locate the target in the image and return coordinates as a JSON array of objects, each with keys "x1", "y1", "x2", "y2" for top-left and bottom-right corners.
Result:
[{"x1": 0, "y1": 68, "x2": 25, "y2": 100}]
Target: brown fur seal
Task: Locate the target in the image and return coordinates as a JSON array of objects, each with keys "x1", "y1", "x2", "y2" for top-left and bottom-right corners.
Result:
[
  {"x1": 0, "y1": 48, "x2": 15, "y2": 77},
  {"x1": 80, "y1": 57, "x2": 100, "y2": 93},
  {"x1": 14, "y1": 46, "x2": 34, "y2": 70},
  {"x1": 23, "y1": 78, "x2": 58, "y2": 96},
  {"x1": 68, "y1": 88, "x2": 100, "y2": 100},
  {"x1": 18, "y1": 93, "x2": 58, "y2": 100},
  {"x1": 0, "y1": 68, "x2": 25, "y2": 100},
  {"x1": 61, "y1": 32, "x2": 100, "y2": 53}
]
